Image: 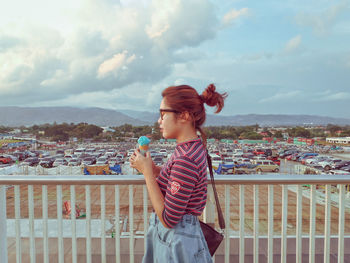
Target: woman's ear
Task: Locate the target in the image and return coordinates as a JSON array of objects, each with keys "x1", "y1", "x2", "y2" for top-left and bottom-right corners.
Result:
[{"x1": 179, "y1": 111, "x2": 192, "y2": 122}]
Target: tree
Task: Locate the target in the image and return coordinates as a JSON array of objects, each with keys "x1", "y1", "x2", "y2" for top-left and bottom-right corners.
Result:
[
  {"x1": 274, "y1": 131, "x2": 283, "y2": 139},
  {"x1": 240, "y1": 131, "x2": 263, "y2": 140},
  {"x1": 327, "y1": 124, "x2": 342, "y2": 136}
]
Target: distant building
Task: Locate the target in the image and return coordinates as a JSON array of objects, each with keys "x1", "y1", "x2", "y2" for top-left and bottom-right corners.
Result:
[
  {"x1": 0, "y1": 134, "x2": 12, "y2": 139},
  {"x1": 102, "y1": 127, "x2": 115, "y2": 133},
  {"x1": 9, "y1": 129, "x2": 21, "y2": 134},
  {"x1": 326, "y1": 137, "x2": 350, "y2": 144}
]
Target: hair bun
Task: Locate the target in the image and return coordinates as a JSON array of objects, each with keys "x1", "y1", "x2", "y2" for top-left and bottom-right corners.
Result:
[{"x1": 200, "y1": 83, "x2": 227, "y2": 113}]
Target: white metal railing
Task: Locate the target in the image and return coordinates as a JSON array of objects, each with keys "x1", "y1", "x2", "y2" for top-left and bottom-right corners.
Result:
[{"x1": 1, "y1": 174, "x2": 350, "y2": 263}]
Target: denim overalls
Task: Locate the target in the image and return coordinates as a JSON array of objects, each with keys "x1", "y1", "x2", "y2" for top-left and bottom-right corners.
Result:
[{"x1": 142, "y1": 212, "x2": 213, "y2": 263}]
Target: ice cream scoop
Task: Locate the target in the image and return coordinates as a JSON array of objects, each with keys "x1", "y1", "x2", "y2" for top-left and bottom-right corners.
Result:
[{"x1": 138, "y1": 136, "x2": 151, "y2": 156}]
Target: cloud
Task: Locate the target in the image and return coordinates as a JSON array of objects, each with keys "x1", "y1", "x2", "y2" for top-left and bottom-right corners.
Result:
[
  {"x1": 284, "y1": 35, "x2": 302, "y2": 53},
  {"x1": 259, "y1": 90, "x2": 302, "y2": 103},
  {"x1": 295, "y1": 1, "x2": 350, "y2": 36},
  {"x1": 314, "y1": 91, "x2": 350, "y2": 101},
  {"x1": 0, "y1": 35, "x2": 22, "y2": 52},
  {"x1": 222, "y1": 8, "x2": 250, "y2": 26},
  {"x1": 0, "y1": 0, "x2": 219, "y2": 106},
  {"x1": 97, "y1": 51, "x2": 136, "y2": 78}
]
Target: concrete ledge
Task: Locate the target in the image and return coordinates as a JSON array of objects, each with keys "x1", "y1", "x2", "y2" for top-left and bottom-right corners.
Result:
[{"x1": 7, "y1": 237, "x2": 350, "y2": 263}]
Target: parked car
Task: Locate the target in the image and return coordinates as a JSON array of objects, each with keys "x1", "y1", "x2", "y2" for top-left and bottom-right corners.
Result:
[
  {"x1": 56, "y1": 150, "x2": 65, "y2": 157},
  {"x1": 159, "y1": 149, "x2": 168, "y2": 158},
  {"x1": 153, "y1": 157, "x2": 164, "y2": 166},
  {"x1": 301, "y1": 156, "x2": 317, "y2": 165},
  {"x1": 53, "y1": 158, "x2": 68, "y2": 167},
  {"x1": 267, "y1": 156, "x2": 280, "y2": 166},
  {"x1": 253, "y1": 149, "x2": 265, "y2": 155},
  {"x1": 333, "y1": 160, "x2": 350, "y2": 170},
  {"x1": 233, "y1": 158, "x2": 251, "y2": 165},
  {"x1": 340, "y1": 165, "x2": 350, "y2": 172},
  {"x1": 21, "y1": 157, "x2": 40, "y2": 166},
  {"x1": 105, "y1": 151, "x2": 116, "y2": 158},
  {"x1": 252, "y1": 160, "x2": 280, "y2": 173},
  {"x1": 223, "y1": 158, "x2": 235, "y2": 165},
  {"x1": 280, "y1": 150, "x2": 299, "y2": 159},
  {"x1": 39, "y1": 157, "x2": 55, "y2": 168},
  {"x1": 81, "y1": 157, "x2": 96, "y2": 166},
  {"x1": 96, "y1": 157, "x2": 109, "y2": 165},
  {"x1": 116, "y1": 154, "x2": 125, "y2": 163},
  {"x1": 64, "y1": 155, "x2": 73, "y2": 161},
  {"x1": 0, "y1": 155, "x2": 12, "y2": 164},
  {"x1": 12, "y1": 152, "x2": 26, "y2": 161},
  {"x1": 313, "y1": 159, "x2": 342, "y2": 171},
  {"x1": 305, "y1": 156, "x2": 329, "y2": 165},
  {"x1": 211, "y1": 155, "x2": 222, "y2": 168},
  {"x1": 108, "y1": 158, "x2": 119, "y2": 167},
  {"x1": 68, "y1": 158, "x2": 81, "y2": 166},
  {"x1": 297, "y1": 153, "x2": 318, "y2": 162},
  {"x1": 3, "y1": 154, "x2": 18, "y2": 163}
]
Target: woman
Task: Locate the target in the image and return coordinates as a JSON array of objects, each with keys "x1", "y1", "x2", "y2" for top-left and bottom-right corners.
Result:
[{"x1": 130, "y1": 84, "x2": 227, "y2": 263}]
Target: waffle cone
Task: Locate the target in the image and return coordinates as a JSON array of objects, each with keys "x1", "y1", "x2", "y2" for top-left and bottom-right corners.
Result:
[{"x1": 139, "y1": 145, "x2": 149, "y2": 151}]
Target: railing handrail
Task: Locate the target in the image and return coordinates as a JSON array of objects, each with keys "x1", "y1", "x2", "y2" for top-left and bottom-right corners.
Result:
[{"x1": 1, "y1": 174, "x2": 350, "y2": 185}]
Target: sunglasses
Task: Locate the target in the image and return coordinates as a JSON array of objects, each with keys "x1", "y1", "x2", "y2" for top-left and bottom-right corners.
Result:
[{"x1": 159, "y1": 109, "x2": 180, "y2": 120}]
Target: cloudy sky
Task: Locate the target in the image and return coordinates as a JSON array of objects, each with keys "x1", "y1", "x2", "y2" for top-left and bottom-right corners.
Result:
[{"x1": 1, "y1": 0, "x2": 349, "y2": 118}]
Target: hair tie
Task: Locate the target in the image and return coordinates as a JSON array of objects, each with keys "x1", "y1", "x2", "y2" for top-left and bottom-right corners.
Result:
[{"x1": 199, "y1": 95, "x2": 206, "y2": 104}]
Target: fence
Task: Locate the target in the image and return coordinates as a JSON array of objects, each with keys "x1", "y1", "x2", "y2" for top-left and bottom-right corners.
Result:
[{"x1": 1, "y1": 174, "x2": 350, "y2": 263}]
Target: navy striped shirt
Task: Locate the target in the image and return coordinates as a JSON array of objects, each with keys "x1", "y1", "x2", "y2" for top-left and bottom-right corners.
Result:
[{"x1": 157, "y1": 138, "x2": 208, "y2": 228}]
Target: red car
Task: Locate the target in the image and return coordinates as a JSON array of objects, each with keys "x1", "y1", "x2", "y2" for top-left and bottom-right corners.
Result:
[
  {"x1": 267, "y1": 156, "x2": 281, "y2": 166},
  {"x1": 0, "y1": 155, "x2": 12, "y2": 164},
  {"x1": 253, "y1": 149, "x2": 265, "y2": 155},
  {"x1": 285, "y1": 153, "x2": 298, "y2": 161}
]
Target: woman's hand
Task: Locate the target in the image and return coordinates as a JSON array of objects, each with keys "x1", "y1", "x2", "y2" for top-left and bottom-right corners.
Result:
[{"x1": 129, "y1": 150, "x2": 153, "y2": 176}]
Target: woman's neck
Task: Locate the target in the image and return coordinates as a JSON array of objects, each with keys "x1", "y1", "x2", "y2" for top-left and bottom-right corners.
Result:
[{"x1": 176, "y1": 130, "x2": 198, "y2": 144}]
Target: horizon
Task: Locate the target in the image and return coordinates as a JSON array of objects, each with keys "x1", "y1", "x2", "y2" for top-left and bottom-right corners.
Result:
[
  {"x1": 1, "y1": 105, "x2": 350, "y2": 120},
  {"x1": 1, "y1": 0, "x2": 349, "y2": 118}
]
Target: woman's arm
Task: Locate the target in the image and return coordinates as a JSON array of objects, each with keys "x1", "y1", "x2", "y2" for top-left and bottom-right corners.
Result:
[
  {"x1": 130, "y1": 151, "x2": 169, "y2": 228},
  {"x1": 152, "y1": 163, "x2": 161, "y2": 178}
]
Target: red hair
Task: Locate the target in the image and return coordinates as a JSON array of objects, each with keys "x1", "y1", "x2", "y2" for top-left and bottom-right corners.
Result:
[{"x1": 162, "y1": 84, "x2": 227, "y2": 145}]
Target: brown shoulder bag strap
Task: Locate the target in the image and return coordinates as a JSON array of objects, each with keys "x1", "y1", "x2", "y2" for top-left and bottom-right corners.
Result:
[{"x1": 206, "y1": 151, "x2": 225, "y2": 230}]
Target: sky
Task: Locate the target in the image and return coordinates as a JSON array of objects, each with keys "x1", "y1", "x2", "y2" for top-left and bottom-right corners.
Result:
[{"x1": 0, "y1": 0, "x2": 350, "y2": 118}]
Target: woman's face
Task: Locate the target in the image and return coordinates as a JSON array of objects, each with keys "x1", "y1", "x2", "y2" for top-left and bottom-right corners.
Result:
[{"x1": 158, "y1": 98, "x2": 180, "y2": 139}]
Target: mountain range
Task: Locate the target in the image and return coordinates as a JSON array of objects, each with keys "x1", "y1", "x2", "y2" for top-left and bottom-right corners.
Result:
[{"x1": 0, "y1": 106, "x2": 349, "y2": 127}]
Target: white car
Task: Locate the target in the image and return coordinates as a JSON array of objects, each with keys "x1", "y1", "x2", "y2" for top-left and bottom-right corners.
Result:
[
  {"x1": 211, "y1": 156, "x2": 222, "y2": 168},
  {"x1": 96, "y1": 157, "x2": 108, "y2": 165},
  {"x1": 159, "y1": 149, "x2": 167, "y2": 158},
  {"x1": 53, "y1": 158, "x2": 68, "y2": 167},
  {"x1": 314, "y1": 160, "x2": 339, "y2": 171},
  {"x1": 223, "y1": 158, "x2": 235, "y2": 165}
]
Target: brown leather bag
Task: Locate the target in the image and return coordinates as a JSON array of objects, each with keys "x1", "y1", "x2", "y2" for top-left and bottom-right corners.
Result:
[{"x1": 199, "y1": 153, "x2": 225, "y2": 256}]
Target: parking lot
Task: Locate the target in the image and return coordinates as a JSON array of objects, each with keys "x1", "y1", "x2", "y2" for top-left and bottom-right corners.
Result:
[{"x1": 1, "y1": 140, "x2": 349, "y2": 175}]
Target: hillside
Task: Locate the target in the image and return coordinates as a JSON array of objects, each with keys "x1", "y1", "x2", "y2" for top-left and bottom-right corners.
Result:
[{"x1": 1, "y1": 107, "x2": 350, "y2": 127}]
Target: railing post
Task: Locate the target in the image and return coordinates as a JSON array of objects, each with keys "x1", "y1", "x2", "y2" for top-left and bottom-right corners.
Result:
[
  {"x1": 0, "y1": 185, "x2": 8, "y2": 263},
  {"x1": 204, "y1": 186, "x2": 215, "y2": 227}
]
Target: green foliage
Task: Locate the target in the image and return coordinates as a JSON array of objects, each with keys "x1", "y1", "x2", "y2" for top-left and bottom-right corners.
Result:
[
  {"x1": 41, "y1": 123, "x2": 103, "y2": 141},
  {"x1": 286, "y1": 127, "x2": 311, "y2": 138},
  {"x1": 273, "y1": 131, "x2": 283, "y2": 138},
  {"x1": 0, "y1": 126, "x2": 11, "y2": 133},
  {"x1": 340, "y1": 128, "x2": 350, "y2": 137},
  {"x1": 326, "y1": 124, "x2": 342, "y2": 135},
  {"x1": 240, "y1": 131, "x2": 263, "y2": 140},
  {"x1": 3, "y1": 122, "x2": 350, "y2": 142}
]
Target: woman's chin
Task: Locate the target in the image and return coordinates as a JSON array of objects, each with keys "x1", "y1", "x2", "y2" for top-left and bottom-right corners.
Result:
[{"x1": 162, "y1": 133, "x2": 174, "y2": 140}]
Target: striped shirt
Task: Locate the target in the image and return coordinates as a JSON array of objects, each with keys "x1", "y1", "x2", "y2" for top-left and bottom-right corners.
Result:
[{"x1": 157, "y1": 138, "x2": 208, "y2": 228}]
